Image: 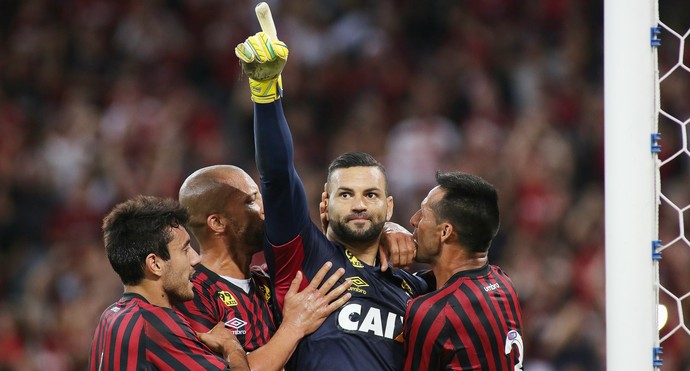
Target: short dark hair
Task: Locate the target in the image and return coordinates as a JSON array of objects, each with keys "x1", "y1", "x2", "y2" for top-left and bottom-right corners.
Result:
[
  {"x1": 327, "y1": 152, "x2": 388, "y2": 193},
  {"x1": 102, "y1": 195, "x2": 189, "y2": 285},
  {"x1": 431, "y1": 172, "x2": 499, "y2": 253}
]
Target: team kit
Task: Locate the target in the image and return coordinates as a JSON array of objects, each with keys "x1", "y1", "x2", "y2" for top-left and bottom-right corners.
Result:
[{"x1": 88, "y1": 3, "x2": 523, "y2": 370}]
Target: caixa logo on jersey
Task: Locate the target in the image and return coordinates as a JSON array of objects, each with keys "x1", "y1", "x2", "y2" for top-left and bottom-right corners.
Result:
[{"x1": 336, "y1": 303, "x2": 403, "y2": 340}]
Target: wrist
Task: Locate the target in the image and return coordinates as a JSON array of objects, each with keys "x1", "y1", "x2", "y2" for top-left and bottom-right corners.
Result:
[
  {"x1": 249, "y1": 76, "x2": 282, "y2": 103},
  {"x1": 276, "y1": 319, "x2": 307, "y2": 339}
]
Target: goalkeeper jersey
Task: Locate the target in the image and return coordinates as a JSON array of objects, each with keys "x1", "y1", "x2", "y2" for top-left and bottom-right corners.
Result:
[
  {"x1": 254, "y1": 101, "x2": 430, "y2": 370},
  {"x1": 175, "y1": 264, "x2": 278, "y2": 352}
]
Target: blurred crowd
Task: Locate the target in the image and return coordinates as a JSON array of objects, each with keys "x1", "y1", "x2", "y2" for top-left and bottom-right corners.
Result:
[{"x1": 1, "y1": 0, "x2": 689, "y2": 370}]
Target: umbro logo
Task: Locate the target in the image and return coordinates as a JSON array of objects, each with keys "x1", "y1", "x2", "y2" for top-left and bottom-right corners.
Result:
[
  {"x1": 225, "y1": 317, "x2": 248, "y2": 335},
  {"x1": 345, "y1": 276, "x2": 368, "y2": 294}
]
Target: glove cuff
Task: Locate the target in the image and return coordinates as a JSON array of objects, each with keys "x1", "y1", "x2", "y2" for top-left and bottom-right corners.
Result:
[{"x1": 249, "y1": 75, "x2": 283, "y2": 104}]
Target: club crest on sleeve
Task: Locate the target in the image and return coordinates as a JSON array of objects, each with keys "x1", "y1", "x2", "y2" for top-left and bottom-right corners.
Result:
[
  {"x1": 400, "y1": 279, "x2": 414, "y2": 297},
  {"x1": 218, "y1": 291, "x2": 238, "y2": 307},
  {"x1": 259, "y1": 284, "x2": 271, "y2": 302}
]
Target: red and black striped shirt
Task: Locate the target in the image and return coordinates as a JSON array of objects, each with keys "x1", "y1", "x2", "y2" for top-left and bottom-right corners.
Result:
[
  {"x1": 175, "y1": 264, "x2": 277, "y2": 352},
  {"x1": 88, "y1": 292, "x2": 230, "y2": 370},
  {"x1": 403, "y1": 264, "x2": 524, "y2": 371}
]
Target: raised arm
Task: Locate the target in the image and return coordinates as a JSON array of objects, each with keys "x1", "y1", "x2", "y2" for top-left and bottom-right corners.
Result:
[
  {"x1": 235, "y1": 31, "x2": 316, "y2": 307},
  {"x1": 235, "y1": 31, "x2": 309, "y2": 245}
]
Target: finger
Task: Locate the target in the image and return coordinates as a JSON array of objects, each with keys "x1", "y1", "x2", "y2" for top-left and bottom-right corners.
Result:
[
  {"x1": 215, "y1": 321, "x2": 227, "y2": 332},
  {"x1": 318, "y1": 267, "x2": 346, "y2": 295},
  {"x1": 272, "y1": 40, "x2": 289, "y2": 59},
  {"x1": 323, "y1": 276, "x2": 351, "y2": 301},
  {"x1": 326, "y1": 292, "x2": 352, "y2": 313},
  {"x1": 308, "y1": 261, "x2": 332, "y2": 290},
  {"x1": 378, "y1": 246, "x2": 389, "y2": 272},
  {"x1": 255, "y1": 32, "x2": 275, "y2": 60},
  {"x1": 286, "y1": 270, "x2": 303, "y2": 297},
  {"x1": 387, "y1": 238, "x2": 402, "y2": 268},
  {"x1": 402, "y1": 240, "x2": 416, "y2": 267},
  {"x1": 235, "y1": 43, "x2": 255, "y2": 63}
]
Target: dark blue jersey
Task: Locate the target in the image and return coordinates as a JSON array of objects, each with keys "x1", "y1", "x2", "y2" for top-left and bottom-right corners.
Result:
[
  {"x1": 175, "y1": 264, "x2": 278, "y2": 352},
  {"x1": 253, "y1": 101, "x2": 429, "y2": 370}
]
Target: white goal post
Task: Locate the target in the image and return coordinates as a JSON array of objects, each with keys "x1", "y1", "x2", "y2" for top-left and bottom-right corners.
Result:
[{"x1": 604, "y1": 0, "x2": 660, "y2": 370}]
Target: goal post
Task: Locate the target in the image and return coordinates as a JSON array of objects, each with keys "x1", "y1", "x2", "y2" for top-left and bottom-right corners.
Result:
[{"x1": 604, "y1": 0, "x2": 659, "y2": 370}]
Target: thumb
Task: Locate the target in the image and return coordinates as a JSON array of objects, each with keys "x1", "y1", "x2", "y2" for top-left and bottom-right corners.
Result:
[
  {"x1": 271, "y1": 39, "x2": 289, "y2": 60},
  {"x1": 287, "y1": 271, "x2": 303, "y2": 297},
  {"x1": 379, "y1": 247, "x2": 389, "y2": 272}
]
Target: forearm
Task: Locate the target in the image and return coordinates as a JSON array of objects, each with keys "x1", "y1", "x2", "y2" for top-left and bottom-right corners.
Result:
[
  {"x1": 254, "y1": 101, "x2": 310, "y2": 245},
  {"x1": 245, "y1": 324, "x2": 303, "y2": 371},
  {"x1": 223, "y1": 344, "x2": 250, "y2": 371}
]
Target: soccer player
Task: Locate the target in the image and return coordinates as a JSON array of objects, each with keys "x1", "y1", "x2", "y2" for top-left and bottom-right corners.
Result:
[
  {"x1": 174, "y1": 164, "x2": 352, "y2": 370},
  {"x1": 404, "y1": 172, "x2": 524, "y2": 370},
  {"x1": 88, "y1": 195, "x2": 249, "y2": 371},
  {"x1": 235, "y1": 32, "x2": 430, "y2": 370}
]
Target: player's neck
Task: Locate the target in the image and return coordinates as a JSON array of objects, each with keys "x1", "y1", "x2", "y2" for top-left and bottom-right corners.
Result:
[
  {"x1": 327, "y1": 229, "x2": 380, "y2": 266},
  {"x1": 200, "y1": 240, "x2": 252, "y2": 279},
  {"x1": 433, "y1": 248, "x2": 488, "y2": 289},
  {"x1": 345, "y1": 241, "x2": 380, "y2": 266},
  {"x1": 125, "y1": 283, "x2": 172, "y2": 308}
]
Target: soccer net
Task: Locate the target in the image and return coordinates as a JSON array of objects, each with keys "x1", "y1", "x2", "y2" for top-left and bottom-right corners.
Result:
[
  {"x1": 655, "y1": 5, "x2": 690, "y2": 369},
  {"x1": 606, "y1": 0, "x2": 690, "y2": 369}
]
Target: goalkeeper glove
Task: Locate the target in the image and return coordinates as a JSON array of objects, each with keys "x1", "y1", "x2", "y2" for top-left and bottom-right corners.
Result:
[{"x1": 235, "y1": 32, "x2": 289, "y2": 103}]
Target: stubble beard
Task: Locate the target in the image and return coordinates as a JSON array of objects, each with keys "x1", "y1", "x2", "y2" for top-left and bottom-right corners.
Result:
[
  {"x1": 331, "y1": 218, "x2": 386, "y2": 246},
  {"x1": 164, "y1": 275, "x2": 195, "y2": 306}
]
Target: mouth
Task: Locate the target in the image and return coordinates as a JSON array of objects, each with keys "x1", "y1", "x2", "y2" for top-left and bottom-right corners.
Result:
[{"x1": 346, "y1": 214, "x2": 371, "y2": 222}]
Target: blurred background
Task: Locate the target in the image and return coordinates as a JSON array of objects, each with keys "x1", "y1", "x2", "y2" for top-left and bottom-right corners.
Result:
[{"x1": 0, "y1": 0, "x2": 689, "y2": 369}]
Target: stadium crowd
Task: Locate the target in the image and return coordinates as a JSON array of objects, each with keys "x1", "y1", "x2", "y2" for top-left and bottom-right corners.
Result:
[{"x1": 0, "y1": 0, "x2": 689, "y2": 369}]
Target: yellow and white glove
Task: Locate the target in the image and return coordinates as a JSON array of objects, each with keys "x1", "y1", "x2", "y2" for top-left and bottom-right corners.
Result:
[{"x1": 235, "y1": 32, "x2": 289, "y2": 103}]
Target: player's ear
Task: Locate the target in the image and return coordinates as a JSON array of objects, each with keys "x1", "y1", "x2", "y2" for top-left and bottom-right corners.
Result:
[
  {"x1": 145, "y1": 253, "x2": 164, "y2": 278},
  {"x1": 386, "y1": 196, "x2": 394, "y2": 221},
  {"x1": 207, "y1": 214, "x2": 225, "y2": 233},
  {"x1": 440, "y1": 223, "x2": 454, "y2": 244}
]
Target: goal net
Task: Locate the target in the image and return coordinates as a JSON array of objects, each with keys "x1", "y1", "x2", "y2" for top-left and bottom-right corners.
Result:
[{"x1": 606, "y1": 0, "x2": 690, "y2": 369}]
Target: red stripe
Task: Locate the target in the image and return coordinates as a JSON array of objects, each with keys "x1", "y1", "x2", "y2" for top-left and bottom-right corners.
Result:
[
  {"x1": 459, "y1": 281, "x2": 497, "y2": 367},
  {"x1": 492, "y1": 267, "x2": 522, "y2": 328},
  {"x1": 472, "y1": 276, "x2": 509, "y2": 369},
  {"x1": 272, "y1": 234, "x2": 307, "y2": 309},
  {"x1": 444, "y1": 291, "x2": 481, "y2": 367},
  {"x1": 126, "y1": 317, "x2": 144, "y2": 369}
]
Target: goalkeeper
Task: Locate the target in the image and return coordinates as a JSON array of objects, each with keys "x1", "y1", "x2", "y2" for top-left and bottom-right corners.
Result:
[{"x1": 235, "y1": 32, "x2": 430, "y2": 370}]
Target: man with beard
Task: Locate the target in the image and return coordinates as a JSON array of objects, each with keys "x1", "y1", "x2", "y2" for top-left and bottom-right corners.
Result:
[
  {"x1": 235, "y1": 32, "x2": 430, "y2": 370},
  {"x1": 175, "y1": 165, "x2": 353, "y2": 371},
  {"x1": 88, "y1": 195, "x2": 249, "y2": 370}
]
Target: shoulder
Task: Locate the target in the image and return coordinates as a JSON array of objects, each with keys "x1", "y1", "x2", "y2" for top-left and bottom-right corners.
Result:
[{"x1": 389, "y1": 267, "x2": 430, "y2": 297}]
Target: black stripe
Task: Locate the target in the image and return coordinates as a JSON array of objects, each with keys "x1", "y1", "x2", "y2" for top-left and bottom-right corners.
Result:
[
  {"x1": 468, "y1": 280, "x2": 506, "y2": 369},
  {"x1": 145, "y1": 310, "x2": 226, "y2": 369},
  {"x1": 107, "y1": 306, "x2": 139, "y2": 370},
  {"x1": 472, "y1": 278, "x2": 511, "y2": 369},
  {"x1": 408, "y1": 289, "x2": 453, "y2": 370},
  {"x1": 493, "y1": 271, "x2": 521, "y2": 328},
  {"x1": 443, "y1": 315, "x2": 471, "y2": 369},
  {"x1": 147, "y1": 338, "x2": 190, "y2": 369},
  {"x1": 454, "y1": 284, "x2": 501, "y2": 369}
]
